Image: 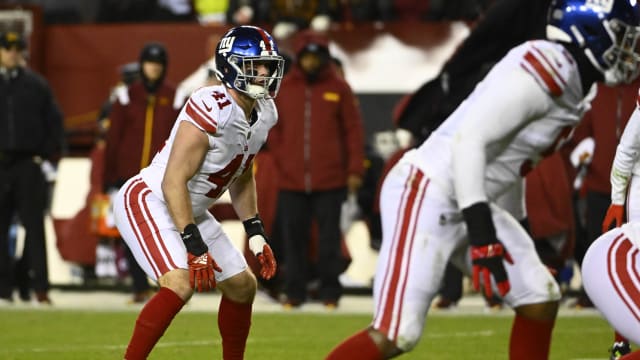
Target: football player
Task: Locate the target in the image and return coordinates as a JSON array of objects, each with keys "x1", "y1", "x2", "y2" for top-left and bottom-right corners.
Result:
[
  {"x1": 598, "y1": 75, "x2": 640, "y2": 360},
  {"x1": 583, "y1": 222, "x2": 640, "y2": 360},
  {"x1": 327, "y1": 0, "x2": 640, "y2": 359},
  {"x1": 112, "y1": 25, "x2": 282, "y2": 359}
]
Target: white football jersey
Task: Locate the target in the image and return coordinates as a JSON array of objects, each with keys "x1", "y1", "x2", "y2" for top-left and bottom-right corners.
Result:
[
  {"x1": 403, "y1": 40, "x2": 597, "y2": 209},
  {"x1": 140, "y1": 85, "x2": 277, "y2": 216},
  {"x1": 610, "y1": 92, "x2": 640, "y2": 205}
]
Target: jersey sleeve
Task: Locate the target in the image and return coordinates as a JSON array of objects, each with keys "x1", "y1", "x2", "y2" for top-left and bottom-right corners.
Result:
[
  {"x1": 452, "y1": 60, "x2": 551, "y2": 209},
  {"x1": 520, "y1": 42, "x2": 571, "y2": 97},
  {"x1": 181, "y1": 87, "x2": 223, "y2": 134},
  {"x1": 610, "y1": 97, "x2": 640, "y2": 205}
]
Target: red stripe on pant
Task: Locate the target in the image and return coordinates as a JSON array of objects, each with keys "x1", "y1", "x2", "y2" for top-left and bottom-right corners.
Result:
[
  {"x1": 375, "y1": 167, "x2": 426, "y2": 340},
  {"x1": 608, "y1": 234, "x2": 640, "y2": 322},
  {"x1": 124, "y1": 179, "x2": 176, "y2": 277}
]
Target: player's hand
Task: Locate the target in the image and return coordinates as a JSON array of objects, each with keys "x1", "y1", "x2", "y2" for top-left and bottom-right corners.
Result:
[
  {"x1": 250, "y1": 236, "x2": 277, "y2": 279},
  {"x1": 181, "y1": 223, "x2": 222, "y2": 292},
  {"x1": 243, "y1": 215, "x2": 278, "y2": 280},
  {"x1": 187, "y1": 252, "x2": 221, "y2": 292},
  {"x1": 471, "y1": 243, "x2": 513, "y2": 299},
  {"x1": 462, "y1": 202, "x2": 513, "y2": 299},
  {"x1": 602, "y1": 204, "x2": 624, "y2": 234}
]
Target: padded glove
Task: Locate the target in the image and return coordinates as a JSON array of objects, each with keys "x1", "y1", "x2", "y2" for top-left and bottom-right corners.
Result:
[
  {"x1": 462, "y1": 202, "x2": 513, "y2": 299},
  {"x1": 602, "y1": 204, "x2": 624, "y2": 234},
  {"x1": 243, "y1": 215, "x2": 277, "y2": 280},
  {"x1": 182, "y1": 224, "x2": 222, "y2": 292}
]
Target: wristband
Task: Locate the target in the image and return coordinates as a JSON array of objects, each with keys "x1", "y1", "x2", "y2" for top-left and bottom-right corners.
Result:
[
  {"x1": 242, "y1": 215, "x2": 266, "y2": 238},
  {"x1": 461, "y1": 202, "x2": 498, "y2": 247},
  {"x1": 181, "y1": 223, "x2": 208, "y2": 256}
]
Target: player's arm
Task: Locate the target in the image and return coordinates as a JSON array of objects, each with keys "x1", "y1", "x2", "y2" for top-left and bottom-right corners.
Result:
[
  {"x1": 228, "y1": 164, "x2": 258, "y2": 221},
  {"x1": 452, "y1": 69, "x2": 550, "y2": 208},
  {"x1": 611, "y1": 106, "x2": 640, "y2": 206},
  {"x1": 453, "y1": 67, "x2": 549, "y2": 298},
  {"x1": 228, "y1": 164, "x2": 277, "y2": 279},
  {"x1": 604, "y1": 105, "x2": 640, "y2": 232},
  {"x1": 162, "y1": 120, "x2": 208, "y2": 232},
  {"x1": 162, "y1": 120, "x2": 221, "y2": 291}
]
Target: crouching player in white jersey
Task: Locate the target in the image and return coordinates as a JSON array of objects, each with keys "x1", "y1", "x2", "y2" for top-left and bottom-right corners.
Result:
[
  {"x1": 583, "y1": 222, "x2": 640, "y2": 360},
  {"x1": 327, "y1": 1, "x2": 640, "y2": 359},
  {"x1": 596, "y1": 89, "x2": 640, "y2": 359},
  {"x1": 112, "y1": 26, "x2": 284, "y2": 360}
]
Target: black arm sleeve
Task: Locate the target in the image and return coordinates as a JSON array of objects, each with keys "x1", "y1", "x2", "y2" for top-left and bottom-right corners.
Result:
[{"x1": 461, "y1": 202, "x2": 498, "y2": 246}]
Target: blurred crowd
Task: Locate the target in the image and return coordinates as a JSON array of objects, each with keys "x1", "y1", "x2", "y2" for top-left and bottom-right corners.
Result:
[{"x1": 3, "y1": 0, "x2": 494, "y2": 27}]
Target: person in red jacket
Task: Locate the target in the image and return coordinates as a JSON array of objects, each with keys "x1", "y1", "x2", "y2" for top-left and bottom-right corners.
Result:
[
  {"x1": 269, "y1": 30, "x2": 365, "y2": 309},
  {"x1": 103, "y1": 42, "x2": 182, "y2": 303}
]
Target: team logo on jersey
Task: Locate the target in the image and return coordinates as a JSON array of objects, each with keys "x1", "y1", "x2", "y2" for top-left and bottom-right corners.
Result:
[
  {"x1": 586, "y1": 0, "x2": 614, "y2": 13},
  {"x1": 219, "y1": 36, "x2": 235, "y2": 55}
]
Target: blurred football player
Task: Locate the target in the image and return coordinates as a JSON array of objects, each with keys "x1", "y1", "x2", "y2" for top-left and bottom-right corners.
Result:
[
  {"x1": 112, "y1": 25, "x2": 283, "y2": 359},
  {"x1": 583, "y1": 222, "x2": 640, "y2": 360},
  {"x1": 599, "y1": 80, "x2": 640, "y2": 359},
  {"x1": 327, "y1": 1, "x2": 640, "y2": 359}
]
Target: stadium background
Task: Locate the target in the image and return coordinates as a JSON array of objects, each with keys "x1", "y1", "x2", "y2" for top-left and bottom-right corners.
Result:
[{"x1": 0, "y1": 4, "x2": 471, "y2": 287}]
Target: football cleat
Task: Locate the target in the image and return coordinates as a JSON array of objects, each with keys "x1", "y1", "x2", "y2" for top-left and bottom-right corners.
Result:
[{"x1": 609, "y1": 341, "x2": 631, "y2": 360}]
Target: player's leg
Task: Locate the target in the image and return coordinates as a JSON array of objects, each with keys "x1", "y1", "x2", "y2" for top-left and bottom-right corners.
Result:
[
  {"x1": 114, "y1": 177, "x2": 191, "y2": 359},
  {"x1": 491, "y1": 204, "x2": 561, "y2": 360},
  {"x1": 328, "y1": 164, "x2": 462, "y2": 359},
  {"x1": 582, "y1": 228, "x2": 640, "y2": 346},
  {"x1": 611, "y1": 176, "x2": 640, "y2": 357},
  {"x1": 199, "y1": 213, "x2": 256, "y2": 360}
]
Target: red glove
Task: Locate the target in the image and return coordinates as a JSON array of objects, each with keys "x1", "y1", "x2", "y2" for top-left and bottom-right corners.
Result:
[
  {"x1": 243, "y1": 215, "x2": 278, "y2": 280},
  {"x1": 253, "y1": 240, "x2": 277, "y2": 279},
  {"x1": 187, "y1": 252, "x2": 222, "y2": 292},
  {"x1": 471, "y1": 243, "x2": 514, "y2": 299},
  {"x1": 602, "y1": 204, "x2": 624, "y2": 234},
  {"x1": 181, "y1": 224, "x2": 222, "y2": 292},
  {"x1": 462, "y1": 203, "x2": 514, "y2": 300}
]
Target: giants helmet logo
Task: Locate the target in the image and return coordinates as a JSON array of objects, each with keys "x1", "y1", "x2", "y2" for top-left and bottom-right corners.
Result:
[{"x1": 218, "y1": 36, "x2": 235, "y2": 55}]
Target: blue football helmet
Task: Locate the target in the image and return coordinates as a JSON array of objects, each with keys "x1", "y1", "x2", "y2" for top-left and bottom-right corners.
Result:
[
  {"x1": 215, "y1": 26, "x2": 285, "y2": 99},
  {"x1": 547, "y1": 0, "x2": 640, "y2": 85}
]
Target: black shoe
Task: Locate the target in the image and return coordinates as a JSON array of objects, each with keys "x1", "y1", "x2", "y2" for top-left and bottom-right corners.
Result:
[
  {"x1": 35, "y1": 291, "x2": 52, "y2": 305},
  {"x1": 18, "y1": 288, "x2": 31, "y2": 302},
  {"x1": 433, "y1": 297, "x2": 457, "y2": 309},
  {"x1": 570, "y1": 295, "x2": 594, "y2": 309},
  {"x1": 282, "y1": 298, "x2": 303, "y2": 310},
  {"x1": 610, "y1": 341, "x2": 631, "y2": 360}
]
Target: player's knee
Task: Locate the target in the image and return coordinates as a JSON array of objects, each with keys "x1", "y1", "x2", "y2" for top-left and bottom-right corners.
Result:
[
  {"x1": 515, "y1": 300, "x2": 559, "y2": 321},
  {"x1": 219, "y1": 270, "x2": 257, "y2": 303},
  {"x1": 158, "y1": 269, "x2": 194, "y2": 301}
]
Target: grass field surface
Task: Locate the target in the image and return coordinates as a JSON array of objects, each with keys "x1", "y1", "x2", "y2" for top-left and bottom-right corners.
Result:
[{"x1": 0, "y1": 307, "x2": 620, "y2": 359}]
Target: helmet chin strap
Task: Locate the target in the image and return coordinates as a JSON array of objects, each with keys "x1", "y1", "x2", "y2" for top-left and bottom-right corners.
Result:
[
  {"x1": 604, "y1": 68, "x2": 623, "y2": 86},
  {"x1": 246, "y1": 84, "x2": 268, "y2": 99}
]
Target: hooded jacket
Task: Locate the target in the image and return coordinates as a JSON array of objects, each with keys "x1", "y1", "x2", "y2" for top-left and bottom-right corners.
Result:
[{"x1": 270, "y1": 31, "x2": 365, "y2": 192}]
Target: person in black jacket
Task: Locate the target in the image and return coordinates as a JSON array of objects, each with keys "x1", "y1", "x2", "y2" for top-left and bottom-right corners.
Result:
[{"x1": 0, "y1": 31, "x2": 65, "y2": 305}]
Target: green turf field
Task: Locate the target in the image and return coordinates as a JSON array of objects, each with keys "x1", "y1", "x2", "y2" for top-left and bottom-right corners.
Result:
[{"x1": 0, "y1": 309, "x2": 621, "y2": 359}]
